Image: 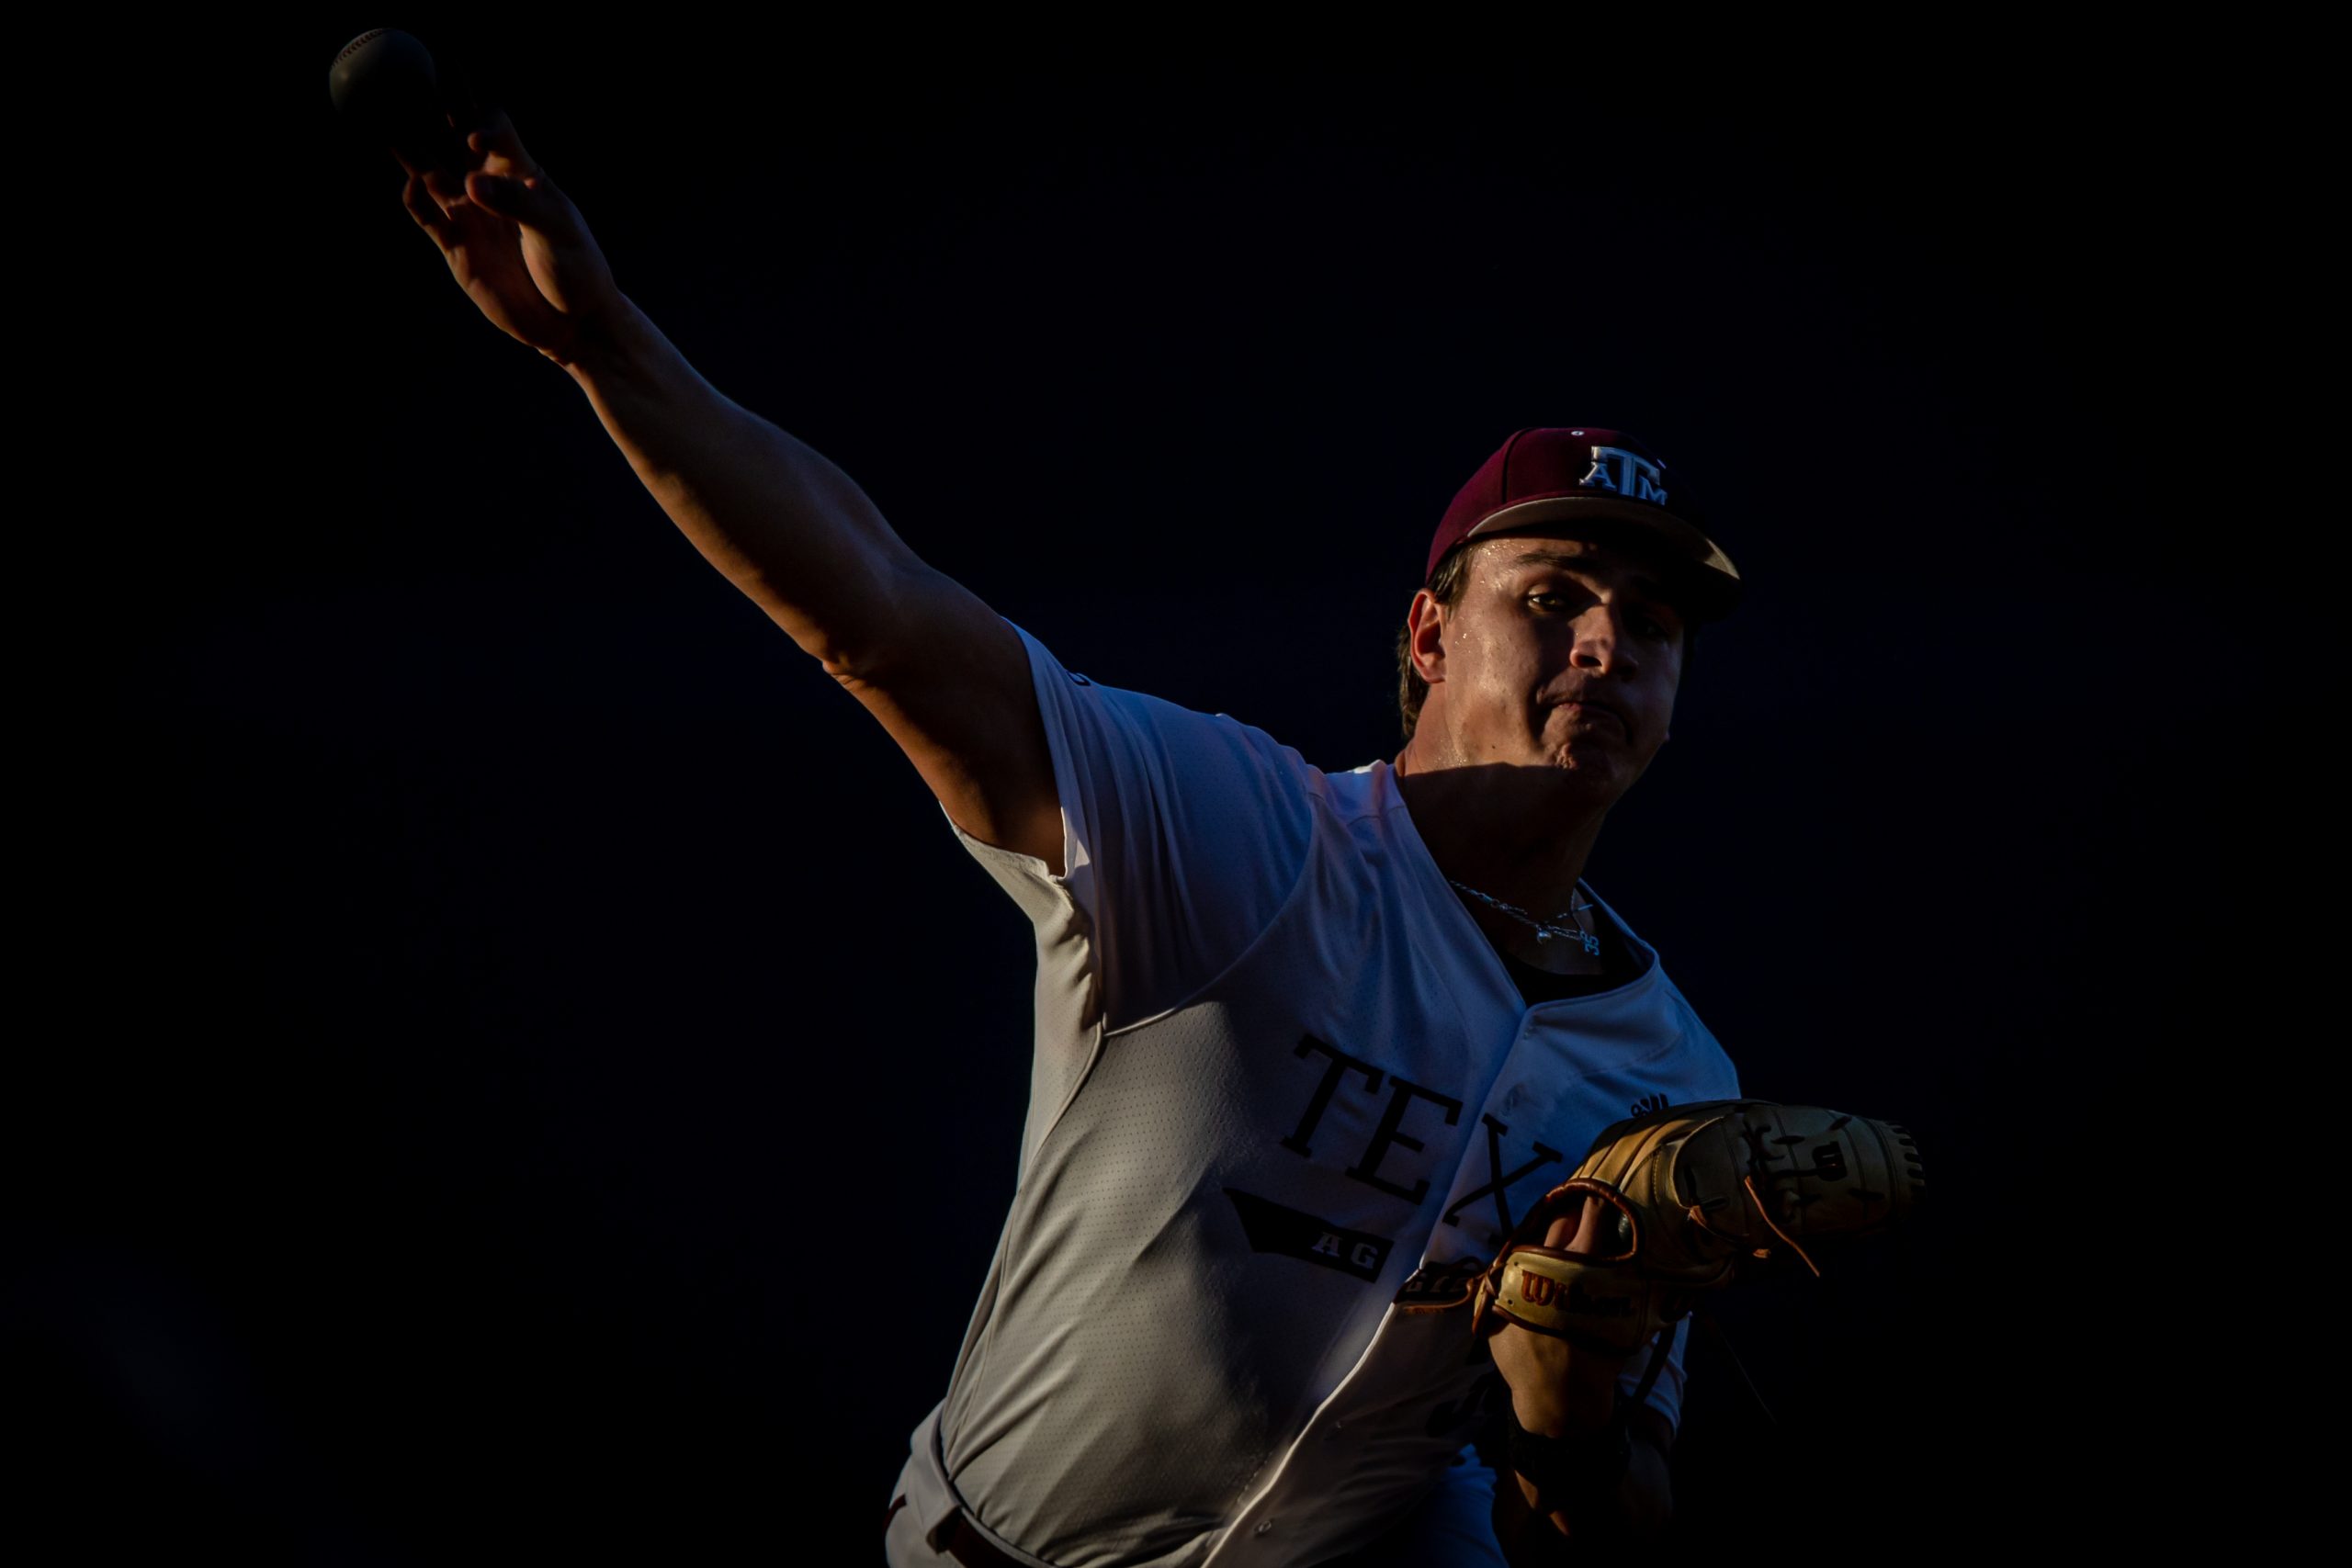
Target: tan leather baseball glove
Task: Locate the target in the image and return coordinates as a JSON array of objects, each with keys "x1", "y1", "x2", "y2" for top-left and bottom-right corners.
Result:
[{"x1": 1409, "y1": 1100, "x2": 1925, "y2": 1360}]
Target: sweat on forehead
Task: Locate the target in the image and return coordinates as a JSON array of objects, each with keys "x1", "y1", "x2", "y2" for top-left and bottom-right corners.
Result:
[
  {"x1": 1496, "y1": 536, "x2": 1671, "y2": 583},
  {"x1": 1442, "y1": 531, "x2": 1690, "y2": 605},
  {"x1": 1498, "y1": 539, "x2": 1638, "y2": 570}
]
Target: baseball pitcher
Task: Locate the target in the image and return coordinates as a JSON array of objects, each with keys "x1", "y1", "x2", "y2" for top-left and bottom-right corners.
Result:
[{"x1": 384, "y1": 98, "x2": 1920, "y2": 1568}]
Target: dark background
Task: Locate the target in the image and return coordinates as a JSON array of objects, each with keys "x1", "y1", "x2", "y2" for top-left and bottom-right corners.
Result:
[{"x1": 17, "y1": 16, "x2": 2315, "y2": 1564}]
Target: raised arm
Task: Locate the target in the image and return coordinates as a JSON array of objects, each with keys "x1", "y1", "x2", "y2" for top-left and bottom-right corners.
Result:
[{"x1": 391, "y1": 107, "x2": 1062, "y2": 871}]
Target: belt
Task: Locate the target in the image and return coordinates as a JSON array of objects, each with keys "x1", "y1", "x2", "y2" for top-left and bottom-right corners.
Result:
[{"x1": 887, "y1": 1495, "x2": 1029, "y2": 1568}]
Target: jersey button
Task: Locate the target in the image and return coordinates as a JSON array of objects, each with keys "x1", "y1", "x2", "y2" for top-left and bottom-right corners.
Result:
[{"x1": 1253, "y1": 1520, "x2": 1274, "y2": 1537}]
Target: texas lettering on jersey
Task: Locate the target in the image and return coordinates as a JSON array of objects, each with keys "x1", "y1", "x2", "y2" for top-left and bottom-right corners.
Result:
[{"x1": 1226, "y1": 1032, "x2": 1570, "y2": 1281}]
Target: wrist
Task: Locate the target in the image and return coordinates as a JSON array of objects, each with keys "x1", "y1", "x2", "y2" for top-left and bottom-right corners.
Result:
[
  {"x1": 1507, "y1": 1398, "x2": 1632, "y2": 1540},
  {"x1": 1498, "y1": 1337, "x2": 1620, "y2": 1439},
  {"x1": 1509, "y1": 1385, "x2": 1613, "y2": 1442},
  {"x1": 559, "y1": 293, "x2": 656, "y2": 384}
]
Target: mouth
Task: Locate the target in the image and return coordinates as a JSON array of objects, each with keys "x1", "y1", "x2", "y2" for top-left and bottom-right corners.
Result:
[{"x1": 1551, "y1": 698, "x2": 1627, "y2": 736}]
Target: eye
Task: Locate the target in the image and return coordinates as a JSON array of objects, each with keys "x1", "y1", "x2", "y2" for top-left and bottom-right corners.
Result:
[{"x1": 1625, "y1": 600, "x2": 1683, "y2": 640}]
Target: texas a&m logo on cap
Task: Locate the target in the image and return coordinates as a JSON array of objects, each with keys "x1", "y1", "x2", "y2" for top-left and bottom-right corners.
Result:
[{"x1": 1578, "y1": 443, "x2": 1668, "y2": 507}]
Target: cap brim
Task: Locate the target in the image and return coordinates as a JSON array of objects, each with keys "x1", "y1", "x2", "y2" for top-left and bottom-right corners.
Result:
[{"x1": 1462, "y1": 495, "x2": 1742, "y2": 622}]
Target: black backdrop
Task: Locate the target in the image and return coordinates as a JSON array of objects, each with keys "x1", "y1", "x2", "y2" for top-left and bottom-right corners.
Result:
[{"x1": 19, "y1": 16, "x2": 2311, "y2": 1564}]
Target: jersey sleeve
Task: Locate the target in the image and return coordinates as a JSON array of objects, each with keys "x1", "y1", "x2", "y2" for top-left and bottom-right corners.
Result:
[{"x1": 943, "y1": 621, "x2": 1318, "y2": 1038}]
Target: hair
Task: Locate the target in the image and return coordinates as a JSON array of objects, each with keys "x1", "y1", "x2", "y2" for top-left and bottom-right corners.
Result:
[{"x1": 1393, "y1": 540, "x2": 1702, "y2": 741}]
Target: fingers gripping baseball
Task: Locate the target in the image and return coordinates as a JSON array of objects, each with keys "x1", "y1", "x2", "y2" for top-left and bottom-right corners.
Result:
[
  {"x1": 459, "y1": 110, "x2": 564, "y2": 224},
  {"x1": 393, "y1": 107, "x2": 619, "y2": 365},
  {"x1": 464, "y1": 107, "x2": 537, "y2": 176}
]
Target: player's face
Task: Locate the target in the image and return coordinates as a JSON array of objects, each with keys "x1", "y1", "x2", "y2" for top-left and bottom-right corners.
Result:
[{"x1": 1422, "y1": 535, "x2": 1686, "y2": 797}]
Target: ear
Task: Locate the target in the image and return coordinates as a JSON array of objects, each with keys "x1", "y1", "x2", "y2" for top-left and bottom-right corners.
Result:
[{"x1": 1406, "y1": 588, "x2": 1448, "y2": 685}]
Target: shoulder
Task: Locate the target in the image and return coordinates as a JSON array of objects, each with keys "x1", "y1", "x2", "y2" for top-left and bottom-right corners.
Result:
[
  {"x1": 1313, "y1": 754, "x2": 1419, "y2": 831},
  {"x1": 1020, "y1": 624, "x2": 1317, "y2": 781}
]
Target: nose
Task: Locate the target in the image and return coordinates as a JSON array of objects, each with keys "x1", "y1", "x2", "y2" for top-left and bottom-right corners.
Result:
[{"x1": 1568, "y1": 602, "x2": 1634, "y2": 674}]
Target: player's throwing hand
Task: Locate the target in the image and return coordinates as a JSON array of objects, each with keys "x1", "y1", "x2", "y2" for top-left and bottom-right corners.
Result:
[{"x1": 395, "y1": 108, "x2": 621, "y2": 367}]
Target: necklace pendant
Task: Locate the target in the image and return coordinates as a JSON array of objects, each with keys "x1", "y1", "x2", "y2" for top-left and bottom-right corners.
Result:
[{"x1": 1579, "y1": 931, "x2": 1600, "y2": 956}]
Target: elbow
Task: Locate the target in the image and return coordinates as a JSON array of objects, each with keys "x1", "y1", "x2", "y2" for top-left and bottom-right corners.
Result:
[{"x1": 774, "y1": 553, "x2": 939, "y2": 685}]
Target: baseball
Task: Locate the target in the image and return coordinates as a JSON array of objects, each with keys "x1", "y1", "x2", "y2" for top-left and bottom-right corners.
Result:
[{"x1": 327, "y1": 28, "x2": 438, "y2": 123}]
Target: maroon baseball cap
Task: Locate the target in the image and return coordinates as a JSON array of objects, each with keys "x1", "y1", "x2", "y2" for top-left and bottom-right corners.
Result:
[{"x1": 1425, "y1": 427, "x2": 1741, "y2": 621}]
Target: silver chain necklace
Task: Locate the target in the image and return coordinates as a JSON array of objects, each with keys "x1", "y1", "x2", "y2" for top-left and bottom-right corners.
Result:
[{"x1": 1445, "y1": 880, "x2": 1601, "y2": 957}]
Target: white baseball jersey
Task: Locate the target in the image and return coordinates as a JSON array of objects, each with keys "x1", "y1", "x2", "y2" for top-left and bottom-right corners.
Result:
[{"x1": 887, "y1": 624, "x2": 1742, "y2": 1568}]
